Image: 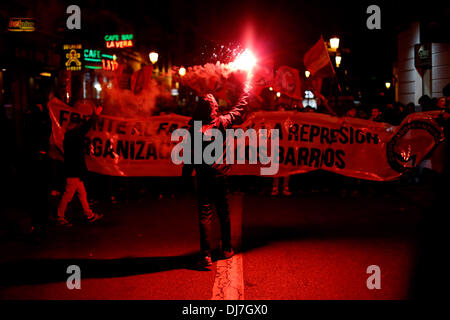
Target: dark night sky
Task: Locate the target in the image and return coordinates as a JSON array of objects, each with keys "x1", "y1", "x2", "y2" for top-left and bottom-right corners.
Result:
[
  {"x1": 5, "y1": 0, "x2": 446, "y2": 96},
  {"x1": 94, "y1": 0, "x2": 446, "y2": 99},
  {"x1": 111, "y1": 0, "x2": 443, "y2": 68},
  {"x1": 75, "y1": 0, "x2": 448, "y2": 69}
]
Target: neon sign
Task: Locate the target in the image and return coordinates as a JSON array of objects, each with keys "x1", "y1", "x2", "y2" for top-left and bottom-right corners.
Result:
[
  {"x1": 104, "y1": 34, "x2": 134, "y2": 49},
  {"x1": 102, "y1": 59, "x2": 119, "y2": 71},
  {"x1": 63, "y1": 44, "x2": 82, "y2": 71},
  {"x1": 8, "y1": 18, "x2": 35, "y2": 32},
  {"x1": 83, "y1": 48, "x2": 119, "y2": 71},
  {"x1": 84, "y1": 49, "x2": 101, "y2": 62}
]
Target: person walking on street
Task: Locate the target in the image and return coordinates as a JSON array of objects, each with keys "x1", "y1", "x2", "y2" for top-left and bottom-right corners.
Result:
[{"x1": 57, "y1": 106, "x2": 104, "y2": 226}]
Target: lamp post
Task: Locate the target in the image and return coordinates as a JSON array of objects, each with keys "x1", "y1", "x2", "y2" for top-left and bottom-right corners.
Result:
[
  {"x1": 329, "y1": 36, "x2": 340, "y2": 108},
  {"x1": 149, "y1": 51, "x2": 158, "y2": 64},
  {"x1": 335, "y1": 55, "x2": 342, "y2": 68},
  {"x1": 149, "y1": 51, "x2": 159, "y2": 76},
  {"x1": 329, "y1": 37, "x2": 340, "y2": 52}
]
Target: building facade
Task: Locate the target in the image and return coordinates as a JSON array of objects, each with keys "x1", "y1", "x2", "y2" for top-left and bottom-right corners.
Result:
[{"x1": 397, "y1": 21, "x2": 450, "y2": 105}]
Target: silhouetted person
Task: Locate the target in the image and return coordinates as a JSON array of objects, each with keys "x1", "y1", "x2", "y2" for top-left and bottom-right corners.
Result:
[
  {"x1": 57, "y1": 106, "x2": 103, "y2": 226},
  {"x1": 368, "y1": 107, "x2": 383, "y2": 122},
  {"x1": 382, "y1": 103, "x2": 400, "y2": 125},
  {"x1": 345, "y1": 107, "x2": 357, "y2": 118},
  {"x1": 418, "y1": 95, "x2": 432, "y2": 112},
  {"x1": 405, "y1": 102, "x2": 416, "y2": 116},
  {"x1": 183, "y1": 81, "x2": 250, "y2": 268}
]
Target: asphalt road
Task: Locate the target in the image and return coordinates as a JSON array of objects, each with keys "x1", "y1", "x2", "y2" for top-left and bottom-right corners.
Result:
[{"x1": 0, "y1": 181, "x2": 426, "y2": 300}]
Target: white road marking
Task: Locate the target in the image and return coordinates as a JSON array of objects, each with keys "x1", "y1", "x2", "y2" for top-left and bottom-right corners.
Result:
[
  {"x1": 212, "y1": 254, "x2": 244, "y2": 300},
  {"x1": 211, "y1": 193, "x2": 244, "y2": 300}
]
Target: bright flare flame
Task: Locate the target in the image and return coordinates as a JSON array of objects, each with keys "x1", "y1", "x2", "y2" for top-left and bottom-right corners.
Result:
[
  {"x1": 230, "y1": 49, "x2": 257, "y2": 72},
  {"x1": 178, "y1": 67, "x2": 186, "y2": 76}
]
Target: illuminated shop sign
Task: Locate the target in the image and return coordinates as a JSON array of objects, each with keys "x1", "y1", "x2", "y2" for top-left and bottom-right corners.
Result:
[
  {"x1": 63, "y1": 44, "x2": 82, "y2": 71},
  {"x1": 84, "y1": 49, "x2": 101, "y2": 61},
  {"x1": 84, "y1": 48, "x2": 119, "y2": 71},
  {"x1": 8, "y1": 18, "x2": 36, "y2": 32},
  {"x1": 104, "y1": 34, "x2": 134, "y2": 48},
  {"x1": 102, "y1": 58, "x2": 119, "y2": 71},
  {"x1": 414, "y1": 43, "x2": 431, "y2": 69}
]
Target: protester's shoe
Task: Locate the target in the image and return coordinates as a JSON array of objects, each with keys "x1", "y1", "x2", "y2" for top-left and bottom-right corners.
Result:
[
  {"x1": 282, "y1": 188, "x2": 292, "y2": 196},
  {"x1": 222, "y1": 248, "x2": 235, "y2": 259},
  {"x1": 271, "y1": 188, "x2": 279, "y2": 196},
  {"x1": 196, "y1": 255, "x2": 213, "y2": 268},
  {"x1": 56, "y1": 217, "x2": 72, "y2": 227},
  {"x1": 86, "y1": 213, "x2": 103, "y2": 223}
]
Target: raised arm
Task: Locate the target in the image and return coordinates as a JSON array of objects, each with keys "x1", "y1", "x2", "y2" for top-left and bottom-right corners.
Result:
[{"x1": 215, "y1": 80, "x2": 252, "y2": 129}]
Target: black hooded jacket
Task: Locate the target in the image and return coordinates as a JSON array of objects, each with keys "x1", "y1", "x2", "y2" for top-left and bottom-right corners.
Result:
[
  {"x1": 63, "y1": 115, "x2": 96, "y2": 178},
  {"x1": 183, "y1": 84, "x2": 251, "y2": 177}
]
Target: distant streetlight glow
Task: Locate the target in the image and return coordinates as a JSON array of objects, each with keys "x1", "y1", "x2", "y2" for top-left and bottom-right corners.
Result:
[
  {"x1": 305, "y1": 70, "x2": 310, "y2": 78},
  {"x1": 330, "y1": 37, "x2": 340, "y2": 51},
  {"x1": 385, "y1": 82, "x2": 391, "y2": 89},
  {"x1": 178, "y1": 67, "x2": 186, "y2": 77},
  {"x1": 149, "y1": 51, "x2": 158, "y2": 64},
  {"x1": 40, "y1": 72, "x2": 51, "y2": 77},
  {"x1": 335, "y1": 55, "x2": 342, "y2": 67}
]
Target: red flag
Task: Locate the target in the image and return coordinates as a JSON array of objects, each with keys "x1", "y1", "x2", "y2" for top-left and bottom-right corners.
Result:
[
  {"x1": 131, "y1": 65, "x2": 153, "y2": 94},
  {"x1": 303, "y1": 36, "x2": 335, "y2": 78},
  {"x1": 274, "y1": 66, "x2": 302, "y2": 100}
]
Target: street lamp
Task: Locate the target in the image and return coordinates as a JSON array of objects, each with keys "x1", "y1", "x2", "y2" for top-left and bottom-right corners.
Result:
[
  {"x1": 329, "y1": 37, "x2": 340, "y2": 108},
  {"x1": 329, "y1": 37, "x2": 340, "y2": 51},
  {"x1": 178, "y1": 67, "x2": 186, "y2": 77},
  {"x1": 305, "y1": 70, "x2": 310, "y2": 78},
  {"x1": 385, "y1": 82, "x2": 391, "y2": 89},
  {"x1": 149, "y1": 51, "x2": 158, "y2": 64},
  {"x1": 335, "y1": 55, "x2": 342, "y2": 68}
]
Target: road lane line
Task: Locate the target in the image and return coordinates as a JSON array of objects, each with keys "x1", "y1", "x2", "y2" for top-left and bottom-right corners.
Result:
[
  {"x1": 212, "y1": 254, "x2": 244, "y2": 300},
  {"x1": 211, "y1": 193, "x2": 244, "y2": 300}
]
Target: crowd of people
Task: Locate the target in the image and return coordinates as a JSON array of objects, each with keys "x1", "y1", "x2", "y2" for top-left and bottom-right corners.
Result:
[
  {"x1": 246, "y1": 85, "x2": 450, "y2": 128},
  {"x1": 2, "y1": 82, "x2": 449, "y2": 248}
]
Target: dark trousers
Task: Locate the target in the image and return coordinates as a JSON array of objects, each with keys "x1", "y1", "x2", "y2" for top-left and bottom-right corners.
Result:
[{"x1": 196, "y1": 173, "x2": 232, "y2": 256}]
